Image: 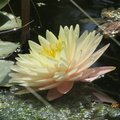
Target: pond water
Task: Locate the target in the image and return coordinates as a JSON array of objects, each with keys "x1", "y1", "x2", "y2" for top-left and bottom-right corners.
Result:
[{"x1": 0, "y1": 0, "x2": 120, "y2": 119}]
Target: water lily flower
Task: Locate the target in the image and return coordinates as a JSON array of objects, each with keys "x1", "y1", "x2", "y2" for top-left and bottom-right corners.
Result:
[{"x1": 9, "y1": 24, "x2": 115, "y2": 101}]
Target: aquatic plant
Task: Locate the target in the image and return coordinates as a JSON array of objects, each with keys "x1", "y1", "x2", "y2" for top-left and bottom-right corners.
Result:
[{"x1": 9, "y1": 24, "x2": 115, "y2": 101}]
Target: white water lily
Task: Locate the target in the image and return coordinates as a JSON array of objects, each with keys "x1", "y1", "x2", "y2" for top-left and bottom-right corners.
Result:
[{"x1": 9, "y1": 24, "x2": 115, "y2": 101}]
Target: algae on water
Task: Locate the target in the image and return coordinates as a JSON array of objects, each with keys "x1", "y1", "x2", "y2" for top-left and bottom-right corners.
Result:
[{"x1": 0, "y1": 84, "x2": 120, "y2": 120}]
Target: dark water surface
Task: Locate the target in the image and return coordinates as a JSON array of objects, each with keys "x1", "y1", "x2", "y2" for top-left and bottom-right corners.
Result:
[{"x1": 0, "y1": 0, "x2": 120, "y2": 119}]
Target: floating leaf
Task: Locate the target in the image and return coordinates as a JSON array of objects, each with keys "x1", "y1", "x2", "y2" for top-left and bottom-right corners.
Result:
[
  {"x1": 0, "y1": 40, "x2": 19, "y2": 58},
  {"x1": 0, "y1": 0, "x2": 10, "y2": 9},
  {"x1": 0, "y1": 11, "x2": 21, "y2": 31},
  {"x1": 0, "y1": 60, "x2": 14, "y2": 86},
  {"x1": 97, "y1": 21, "x2": 120, "y2": 38}
]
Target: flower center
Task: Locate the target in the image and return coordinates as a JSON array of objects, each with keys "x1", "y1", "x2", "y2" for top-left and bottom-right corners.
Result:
[{"x1": 40, "y1": 37, "x2": 63, "y2": 59}]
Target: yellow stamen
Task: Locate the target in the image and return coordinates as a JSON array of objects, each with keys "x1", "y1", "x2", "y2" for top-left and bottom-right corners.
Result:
[{"x1": 39, "y1": 37, "x2": 63, "y2": 58}]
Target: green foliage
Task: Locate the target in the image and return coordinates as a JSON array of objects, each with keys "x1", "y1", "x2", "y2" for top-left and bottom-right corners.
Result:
[
  {"x1": 0, "y1": 11, "x2": 21, "y2": 31},
  {"x1": 0, "y1": 0, "x2": 10, "y2": 9},
  {"x1": 0, "y1": 40, "x2": 19, "y2": 86},
  {"x1": 0, "y1": 40, "x2": 19, "y2": 58},
  {"x1": 0, "y1": 60, "x2": 14, "y2": 86}
]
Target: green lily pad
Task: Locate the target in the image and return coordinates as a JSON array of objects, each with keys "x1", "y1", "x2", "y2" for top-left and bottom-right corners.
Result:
[
  {"x1": 0, "y1": 11, "x2": 21, "y2": 31},
  {"x1": 0, "y1": 40, "x2": 19, "y2": 58},
  {"x1": 0, "y1": 60, "x2": 14, "y2": 86},
  {"x1": 0, "y1": 0, "x2": 10, "y2": 9}
]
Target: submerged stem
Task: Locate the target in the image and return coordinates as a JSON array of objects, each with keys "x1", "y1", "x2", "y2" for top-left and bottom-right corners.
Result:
[{"x1": 21, "y1": 0, "x2": 30, "y2": 51}]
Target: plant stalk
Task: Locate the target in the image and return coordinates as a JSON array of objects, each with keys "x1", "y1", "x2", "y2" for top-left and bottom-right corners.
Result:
[{"x1": 21, "y1": 0, "x2": 30, "y2": 52}]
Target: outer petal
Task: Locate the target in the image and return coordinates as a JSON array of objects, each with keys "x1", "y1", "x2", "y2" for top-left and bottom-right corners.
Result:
[
  {"x1": 93, "y1": 92, "x2": 116, "y2": 103},
  {"x1": 57, "y1": 81, "x2": 74, "y2": 94},
  {"x1": 38, "y1": 81, "x2": 63, "y2": 91},
  {"x1": 47, "y1": 88, "x2": 63, "y2": 101},
  {"x1": 77, "y1": 30, "x2": 88, "y2": 45},
  {"x1": 76, "y1": 43, "x2": 110, "y2": 72},
  {"x1": 76, "y1": 34, "x2": 102, "y2": 65},
  {"x1": 28, "y1": 40, "x2": 42, "y2": 54},
  {"x1": 79, "y1": 66, "x2": 116, "y2": 82}
]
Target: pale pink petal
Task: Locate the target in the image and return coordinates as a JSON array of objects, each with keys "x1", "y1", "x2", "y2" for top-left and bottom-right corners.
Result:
[
  {"x1": 57, "y1": 81, "x2": 74, "y2": 94},
  {"x1": 47, "y1": 88, "x2": 63, "y2": 101},
  {"x1": 76, "y1": 44, "x2": 110, "y2": 72},
  {"x1": 76, "y1": 69, "x2": 95, "y2": 81},
  {"x1": 80, "y1": 66, "x2": 116, "y2": 82},
  {"x1": 93, "y1": 92, "x2": 116, "y2": 103},
  {"x1": 38, "y1": 82, "x2": 63, "y2": 91},
  {"x1": 89, "y1": 66, "x2": 116, "y2": 76},
  {"x1": 75, "y1": 34, "x2": 102, "y2": 65},
  {"x1": 68, "y1": 72, "x2": 83, "y2": 81}
]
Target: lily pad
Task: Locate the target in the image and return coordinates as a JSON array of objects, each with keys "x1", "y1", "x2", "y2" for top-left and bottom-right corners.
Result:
[
  {"x1": 0, "y1": 40, "x2": 19, "y2": 58},
  {"x1": 0, "y1": 11, "x2": 21, "y2": 31},
  {"x1": 0, "y1": 60, "x2": 14, "y2": 86},
  {"x1": 0, "y1": 0, "x2": 10, "y2": 9}
]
